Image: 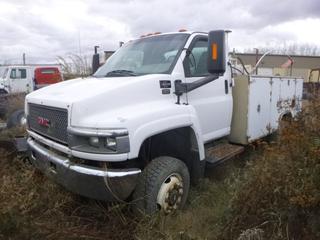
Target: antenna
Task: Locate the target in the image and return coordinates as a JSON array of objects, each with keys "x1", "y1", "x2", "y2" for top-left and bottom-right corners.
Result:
[
  {"x1": 78, "y1": 31, "x2": 82, "y2": 56},
  {"x1": 225, "y1": 30, "x2": 232, "y2": 55}
]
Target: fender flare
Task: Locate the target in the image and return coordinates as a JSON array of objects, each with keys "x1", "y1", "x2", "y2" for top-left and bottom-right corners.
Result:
[
  {"x1": 278, "y1": 110, "x2": 294, "y2": 122},
  {"x1": 128, "y1": 114, "x2": 205, "y2": 161}
]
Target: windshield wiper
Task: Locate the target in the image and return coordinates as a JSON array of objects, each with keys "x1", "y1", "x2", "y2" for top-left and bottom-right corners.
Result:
[{"x1": 105, "y1": 70, "x2": 138, "y2": 77}]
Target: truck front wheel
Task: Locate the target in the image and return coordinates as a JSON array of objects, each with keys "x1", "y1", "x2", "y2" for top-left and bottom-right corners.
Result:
[
  {"x1": 133, "y1": 156, "x2": 190, "y2": 215},
  {"x1": 7, "y1": 109, "x2": 26, "y2": 129}
]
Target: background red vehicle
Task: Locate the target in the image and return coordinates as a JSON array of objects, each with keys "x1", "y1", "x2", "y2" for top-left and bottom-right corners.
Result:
[{"x1": 34, "y1": 67, "x2": 63, "y2": 88}]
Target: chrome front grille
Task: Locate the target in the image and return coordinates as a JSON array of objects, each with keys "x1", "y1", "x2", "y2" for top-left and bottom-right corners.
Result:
[{"x1": 28, "y1": 103, "x2": 68, "y2": 144}]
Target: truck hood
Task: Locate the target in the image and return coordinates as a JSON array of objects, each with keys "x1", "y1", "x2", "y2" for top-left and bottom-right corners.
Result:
[
  {"x1": 27, "y1": 76, "x2": 139, "y2": 104},
  {"x1": 26, "y1": 74, "x2": 177, "y2": 128}
]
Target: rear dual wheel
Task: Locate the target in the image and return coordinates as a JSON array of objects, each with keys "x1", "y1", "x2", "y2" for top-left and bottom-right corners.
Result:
[{"x1": 133, "y1": 156, "x2": 190, "y2": 215}]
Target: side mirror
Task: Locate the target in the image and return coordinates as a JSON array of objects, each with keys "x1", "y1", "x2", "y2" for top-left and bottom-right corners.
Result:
[{"x1": 207, "y1": 30, "x2": 226, "y2": 75}]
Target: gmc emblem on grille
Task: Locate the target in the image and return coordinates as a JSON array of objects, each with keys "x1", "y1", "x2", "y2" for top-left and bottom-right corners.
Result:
[{"x1": 37, "y1": 117, "x2": 51, "y2": 128}]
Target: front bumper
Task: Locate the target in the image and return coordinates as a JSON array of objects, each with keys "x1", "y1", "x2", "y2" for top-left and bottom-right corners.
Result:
[{"x1": 28, "y1": 138, "x2": 141, "y2": 201}]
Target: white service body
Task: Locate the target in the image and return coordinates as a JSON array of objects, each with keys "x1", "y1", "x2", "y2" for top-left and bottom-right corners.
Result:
[{"x1": 230, "y1": 75, "x2": 303, "y2": 144}]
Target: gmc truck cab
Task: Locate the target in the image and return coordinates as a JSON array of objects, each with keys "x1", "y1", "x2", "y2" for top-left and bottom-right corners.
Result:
[{"x1": 25, "y1": 30, "x2": 303, "y2": 214}]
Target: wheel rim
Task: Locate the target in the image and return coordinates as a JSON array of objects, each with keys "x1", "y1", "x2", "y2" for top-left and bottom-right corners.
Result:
[{"x1": 156, "y1": 173, "x2": 184, "y2": 214}]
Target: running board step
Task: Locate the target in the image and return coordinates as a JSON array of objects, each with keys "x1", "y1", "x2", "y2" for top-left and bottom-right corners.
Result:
[{"x1": 205, "y1": 143, "x2": 244, "y2": 165}]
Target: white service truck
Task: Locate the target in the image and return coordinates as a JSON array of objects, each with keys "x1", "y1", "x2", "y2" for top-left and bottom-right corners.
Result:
[{"x1": 25, "y1": 30, "x2": 303, "y2": 214}]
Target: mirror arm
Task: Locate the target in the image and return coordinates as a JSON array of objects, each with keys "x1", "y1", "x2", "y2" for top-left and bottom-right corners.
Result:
[{"x1": 174, "y1": 74, "x2": 220, "y2": 104}]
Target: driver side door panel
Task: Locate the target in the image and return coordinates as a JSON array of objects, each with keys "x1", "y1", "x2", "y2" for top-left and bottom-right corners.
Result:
[{"x1": 183, "y1": 35, "x2": 233, "y2": 142}]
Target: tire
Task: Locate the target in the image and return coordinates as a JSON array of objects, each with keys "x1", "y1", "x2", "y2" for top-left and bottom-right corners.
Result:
[
  {"x1": 133, "y1": 156, "x2": 190, "y2": 215},
  {"x1": 6, "y1": 109, "x2": 26, "y2": 129},
  {"x1": 278, "y1": 114, "x2": 293, "y2": 134}
]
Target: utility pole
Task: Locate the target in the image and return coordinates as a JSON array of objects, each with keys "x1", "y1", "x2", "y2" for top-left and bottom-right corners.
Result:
[{"x1": 23, "y1": 53, "x2": 26, "y2": 65}]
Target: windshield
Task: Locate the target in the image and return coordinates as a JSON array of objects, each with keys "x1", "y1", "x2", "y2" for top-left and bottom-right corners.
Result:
[{"x1": 94, "y1": 33, "x2": 189, "y2": 77}]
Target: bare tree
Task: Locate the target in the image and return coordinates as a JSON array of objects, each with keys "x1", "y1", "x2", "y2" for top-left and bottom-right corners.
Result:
[{"x1": 56, "y1": 54, "x2": 92, "y2": 80}]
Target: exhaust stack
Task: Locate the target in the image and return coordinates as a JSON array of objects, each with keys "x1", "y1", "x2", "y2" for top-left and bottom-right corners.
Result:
[{"x1": 92, "y1": 46, "x2": 100, "y2": 74}]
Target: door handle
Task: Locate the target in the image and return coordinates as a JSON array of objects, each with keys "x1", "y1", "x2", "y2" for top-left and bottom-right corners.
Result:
[{"x1": 224, "y1": 80, "x2": 228, "y2": 94}]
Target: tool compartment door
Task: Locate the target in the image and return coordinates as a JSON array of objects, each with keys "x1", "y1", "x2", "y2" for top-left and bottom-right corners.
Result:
[
  {"x1": 247, "y1": 77, "x2": 272, "y2": 142},
  {"x1": 269, "y1": 77, "x2": 281, "y2": 130}
]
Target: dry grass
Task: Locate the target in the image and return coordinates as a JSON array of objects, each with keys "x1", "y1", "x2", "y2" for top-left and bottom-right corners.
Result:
[
  {"x1": 0, "y1": 153, "x2": 138, "y2": 240},
  {"x1": 4, "y1": 93, "x2": 25, "y2": 118},
  {"x1": 56, "y1": 54, "x2": 92, "y2": 80},
  {"x1": 134, "y1": 157, "x2": 246, "y2": 240},
  {"x1": 0, "y1": 96, "x2": 320, "y2": 240},
  {"x1": 220, "y1": 96, "x2": 320, "y2": 240},
  {"x1": 0, "y1": 128, "x2": 136, "y2": 239},
  {"x1": 0, "y1": 149, "x2": 245, "y2": 240}
]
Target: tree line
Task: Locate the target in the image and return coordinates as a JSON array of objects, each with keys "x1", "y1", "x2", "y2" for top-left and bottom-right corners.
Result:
[{"x1": 244, "y1": 43, "x2": 320, "y2": 56}]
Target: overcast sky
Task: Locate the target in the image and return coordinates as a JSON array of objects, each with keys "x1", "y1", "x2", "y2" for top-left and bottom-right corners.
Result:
[{"x1": 0, "y1": 0, "x2": 319, "y2": 64}]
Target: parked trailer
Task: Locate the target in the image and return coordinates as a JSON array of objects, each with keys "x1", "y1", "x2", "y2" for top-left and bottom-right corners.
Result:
[{"x1": 25, "y1": 30, "x2": 303, "y2": 214}]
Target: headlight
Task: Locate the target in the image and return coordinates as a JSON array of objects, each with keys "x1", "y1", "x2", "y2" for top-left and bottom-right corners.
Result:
[
  {"x1": 105, "y1": 137, "x2": 117, "y2": 149},
  {"x1": 68, "y1": 127, "x2": 130, "y2": 154}
]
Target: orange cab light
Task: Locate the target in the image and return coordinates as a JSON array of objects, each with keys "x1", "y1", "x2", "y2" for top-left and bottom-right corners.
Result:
[
  {"x1": 212, "y1": 43, "x2": 218, "y2": 60},
  {"x1": 140, "y1": 35, "x2": 146, "y2": 38},
  {"x1": 178, "y1": 29, "x2": 187, "y2": 32},
  {"x1": 154, "y1": 32, "x2": 161, "y2": 35},
  {"x1": 146, "y1": 33, "x2": 153, "y2": 36}
]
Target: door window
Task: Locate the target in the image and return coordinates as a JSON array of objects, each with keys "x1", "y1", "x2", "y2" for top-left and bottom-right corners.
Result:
[
  {"x1": 184, "y1": 38, "x2": 210, "y2": 77},
  {"x1": 10, "y1": 69, "x2": 27, "y2": 79}
]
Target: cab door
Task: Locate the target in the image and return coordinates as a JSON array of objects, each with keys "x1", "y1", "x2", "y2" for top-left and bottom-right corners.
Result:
[
  {"x1": 183, "y1": 35, "x2": 233, "y2": 142},
  {"x1": 9, "y1": 68, "x2": 31, "y2": 93}
]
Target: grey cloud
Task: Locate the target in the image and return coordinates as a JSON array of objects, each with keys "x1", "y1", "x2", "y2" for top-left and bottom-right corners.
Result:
[
  {"x1": 248, "y1": 0, "x2": 320, "y2": 23},
  {"x1": 0, "y1": 0, "x2": 319, "y2": 64},
  {"x1": 88, "y1": 0, "x2": 319, "y2": 33}
]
